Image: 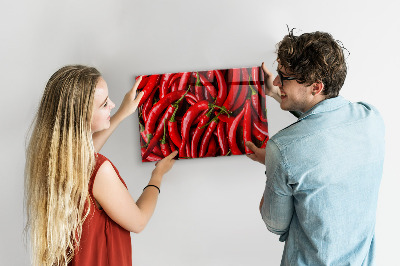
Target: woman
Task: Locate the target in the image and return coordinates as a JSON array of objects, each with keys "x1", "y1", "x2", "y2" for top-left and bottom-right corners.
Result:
[{"x1": 24, "y1": 65, "x2": 177, "y2": 265}]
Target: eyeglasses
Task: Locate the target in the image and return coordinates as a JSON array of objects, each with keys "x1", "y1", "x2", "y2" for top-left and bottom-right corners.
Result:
[{"x1": 277, "y1": 70, "x2": 297, "y2": 86}]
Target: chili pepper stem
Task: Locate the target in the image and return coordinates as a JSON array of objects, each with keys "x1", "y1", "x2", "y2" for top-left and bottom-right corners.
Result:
[
  {"x1": 261, "y1": 135, "x2": 269, "y2": 146},
  {"x1": 200, "y1": 111, "x2": 221, "y2": 129},
  {"x1": 248, "y1": 78, "x2": 257, "y2": 95},
  {"x1": 161, "y1": 120, "x2": 167, "y2": 144}
]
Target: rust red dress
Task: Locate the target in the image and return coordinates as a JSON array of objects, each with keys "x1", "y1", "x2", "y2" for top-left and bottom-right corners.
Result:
[{"x1": 69, "y1": 153, "x2": 132, "y2": 266}]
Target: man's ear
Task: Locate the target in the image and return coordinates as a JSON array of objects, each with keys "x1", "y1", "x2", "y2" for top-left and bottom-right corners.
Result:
[{"x1": 312, "y1": 82, "x2": 324, "y2": 96}]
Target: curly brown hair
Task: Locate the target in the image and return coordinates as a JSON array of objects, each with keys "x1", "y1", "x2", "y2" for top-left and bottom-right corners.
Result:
[{"x1": 277, "y1": 30, "x2": 348, "y2": 98}]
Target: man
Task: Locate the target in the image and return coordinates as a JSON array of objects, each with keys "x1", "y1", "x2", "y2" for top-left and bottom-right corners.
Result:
[{"x1": 246, "y1": 31, "x2": 385, "y2": 265}]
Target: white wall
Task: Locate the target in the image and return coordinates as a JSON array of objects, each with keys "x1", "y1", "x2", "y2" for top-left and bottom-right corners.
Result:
[{"x1": 1, "y1": 0, "x2": 399, "y2": 265}]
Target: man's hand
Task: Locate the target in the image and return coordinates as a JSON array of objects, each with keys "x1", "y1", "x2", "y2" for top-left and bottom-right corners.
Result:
[
  {"x1": 245, "y1": 141, "x2": 266, "y2": 165},
  {"x1": 261, "y1": 62, "x2": 282, "y2": 103}
]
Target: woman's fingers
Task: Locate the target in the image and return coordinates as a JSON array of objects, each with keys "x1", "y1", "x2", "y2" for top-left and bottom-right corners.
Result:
[{"x1": 131, "y1": 75, "x2": 142, "y2": 94}]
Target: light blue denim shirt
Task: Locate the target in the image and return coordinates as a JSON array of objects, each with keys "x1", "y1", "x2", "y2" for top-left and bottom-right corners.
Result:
[{"x1": 261, "y1": 96, "x2": 385, "y2": 266}]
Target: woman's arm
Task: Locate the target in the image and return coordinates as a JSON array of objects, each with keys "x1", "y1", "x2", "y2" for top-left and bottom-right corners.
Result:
[
  {"x1": 92, "y1": 77, "x2": 144, "y2": 152},
  {"x1": 93, "y1": 151, "x2": 178, "y2": 233}
]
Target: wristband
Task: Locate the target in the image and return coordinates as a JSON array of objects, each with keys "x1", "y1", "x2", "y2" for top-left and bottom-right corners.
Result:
[{"x1": 143, "y1": 184, "x2": 160, "y2": 194}]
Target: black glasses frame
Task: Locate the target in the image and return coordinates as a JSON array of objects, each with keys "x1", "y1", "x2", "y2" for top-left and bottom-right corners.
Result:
[{"x1": 277, "y1": 70, "x2": 297, "y2": 86}]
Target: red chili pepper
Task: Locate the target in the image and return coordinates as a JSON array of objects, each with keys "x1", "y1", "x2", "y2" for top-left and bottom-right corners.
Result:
[
  {"x1": 167, "y1": 135, "x2": 177, "y2": 153},
  {"x1": 254, "y1": 119, "x2": 269, "y2": 136},
  {"x1": 159, "y1": 73, "x2": 173, "y2": 99},
  {"x1": 204, "y1": 89, "x2": 213, "y2": 102},
  {"x1": 258, "y1": 96, "x2": 268, "y2": 122},
  {"x1": 142, "y1": 86, "x2": 158, "y2": 122},
  {"x1": 139, "y1": 120, "x2": 150, "y2": 144},
  {"x1": 222, "y1": 68, "x2": 241, "y2": 110},
  {"x1": 248, "y1": 81, "x2": 262, "y2": 120},
  {"x1": 214, "y1": 70, "x2": 228, "y2": 107},
  {"x1": 216, "y1": 120, "x2": 229, "y2": 156},
  {"x1": 167, "y1": 102, "x2": 184, "y2": 155},
  {"x1": 243, "y1": 99, "x2": 253, "y2": 154},
  {"x1": 228, "y1": 105, "x2": 246, "y2": 155},
  {"x1": 185, "y1": 91, "x2": 198, "y2": 106},
  {"x1": 206, "y1": 70, "x2": 214, "y2": 81},
  {"x1": 170, "y1": 78, "x2": 179, "y2": 92},
  {"x1": 141, "y1": 147, "x2": 163, "y2": 162},
  {"x1": 145, "y1": 90, "x2": 187, "y2": 137},
  {"x1": 142, "y1": 104, "x2": 176, "y2": 160},
  {"x1": 167, "y1": 114, "x2": 182, "y2": 150},
  {"x1": 138, "y1": 74, "x2": 160, "y2": 106},
  {"x1": 199, "y1": 118, "x2": 218, "y2": 158},
  {"x1": 152, "y1": 144, "x2": 164, "y2": 157},
  {"x1": 216, "y1": 113, "x2": 235, "y2": 124},
  {"x1": 190, "y1": 109, "x2": 213, "y2": 158},
  {"x1": 251, "y1": 67, "x2": 266, "y2": 97},
  {"x1": 251, "y1": 67, "x2": 268, "y2": 122},
  {"x1": 168, "y1": 73, "x2": 183, "y2": 88},
  {"x1": 179, "y1": 100, "x2": 211, "y2": 156},
  {"x1": 193, "y1": 72, "x2": 205, "y2": 101},
  {"x1": 136, "y1": 75, "x2": 149, "y2": 90},
  {"x1": 140, "y1": 133, "x2": 146, "y2": 147},
  {"x1": 205, "y1": 136, "x2": 218, "y2": 157},
  {"x1": 160, "y1": 122, "x2": 172, "y2": 157},
  {"x1": 249, "y1": 81, "x2": 268, "y2": 123},
  {"x1": 185, "y1": 142, "x2": 191, "y2": 159},
  {"x1": 198, "y1": 72, "x2": 217, "y2": 99},
  {"x1": 231, "y1": 68, "x2": 250, "y2": 111},
  {"x1": 252, "y1": 126, "x2": 265, "y2": 143},
  {"x1": 177, "y1": 72, "x2": 191, "y2": 91},
  {"x1": 261, "y1": 135, "x2": 269, "y2": 148},
  {"x1": 231, "y1": 85, "x2": 248, "y2": 111},
  {"x1": 213, "y1": 128, "x2": 218, "y2": 137},
  {"x1": 193, "y1": 109, "x2": 208, "y2": 125},
  {"x1": 250, "y1": 106, "x2": 269, "y2": 140}
]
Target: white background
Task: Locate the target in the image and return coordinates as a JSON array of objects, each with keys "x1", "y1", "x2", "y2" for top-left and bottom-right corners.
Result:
[{"x1": 1, "y1": 0, "x2": 399, "y2": 265}]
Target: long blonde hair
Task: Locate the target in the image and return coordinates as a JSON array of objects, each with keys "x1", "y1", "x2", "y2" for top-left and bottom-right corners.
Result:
[{"x1": 25, "y1": 65, "x2": 101, "y2": 265}]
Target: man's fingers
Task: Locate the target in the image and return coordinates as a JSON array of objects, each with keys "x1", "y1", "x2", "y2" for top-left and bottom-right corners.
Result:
[
  {"x1": 245, "y1": 141, "x2": 258, "y2": 152},
  {"x1": 246, "y1": 154, "x2": 257, "y2": 161},
  {"x1": 261, "y1": 62, "x2": 270, "y2": 75}
]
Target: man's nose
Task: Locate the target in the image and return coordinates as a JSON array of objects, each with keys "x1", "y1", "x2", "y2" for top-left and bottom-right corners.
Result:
[{"x1": 273, "y1": 75, "x2": 281, "y2": 87}]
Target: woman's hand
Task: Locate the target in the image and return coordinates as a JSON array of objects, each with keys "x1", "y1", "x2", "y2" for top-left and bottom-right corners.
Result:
[
  {"x1": 261, "y1": 62, "x2": 282, "y2": 103},
  {"x1": 92, "y1": 77, "x2": 144, "y2": 152},
  {"x1": 152, "y1": 151, "x2": 178, "y2": 179},
  {"x1": 245, "y1": 141, "x2": 266, "y2": 165},
  {"x1": 115, "y1": 76, "x2": 144, "y2": 120}
]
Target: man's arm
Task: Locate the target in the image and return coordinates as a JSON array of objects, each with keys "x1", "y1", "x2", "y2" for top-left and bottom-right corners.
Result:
[
  {"x1": 259, "y1": 140, "x2": 294, "y2": 240},
  {"x1": 246, "y1": 139, "x2": 294, "y2": 239}
]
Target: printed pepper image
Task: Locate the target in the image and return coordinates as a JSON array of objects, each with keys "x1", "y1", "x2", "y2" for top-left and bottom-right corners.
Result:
[{"x1": 136, "y1": 66, "x2": 269, "y2": 162}]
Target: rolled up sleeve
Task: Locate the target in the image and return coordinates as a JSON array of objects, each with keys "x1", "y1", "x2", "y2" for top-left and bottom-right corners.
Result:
[{"x1": 260, "y1": 139, "x2": 294, "y2": 241}]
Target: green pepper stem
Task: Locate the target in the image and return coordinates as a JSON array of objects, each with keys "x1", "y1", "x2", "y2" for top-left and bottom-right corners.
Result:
[{"x1": 248, "y1": 77, "x2": 257, "y2": 96}]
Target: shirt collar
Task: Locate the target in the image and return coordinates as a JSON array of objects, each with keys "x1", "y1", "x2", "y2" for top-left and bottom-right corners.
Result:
[{"x1": 298, "y1": 95, "x2": 350, "y2": 121}]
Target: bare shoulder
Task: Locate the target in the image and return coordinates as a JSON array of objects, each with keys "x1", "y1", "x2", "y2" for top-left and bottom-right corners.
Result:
[
  {"x1": 91, "y1": 159, "x2": 139, "y2": 232},
  {"x1": 97, "y1": 160, "x2": 117, "y2": 178},
  {"x1": 93, "y1": 160, "x2": 127, "y2": 199}
]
